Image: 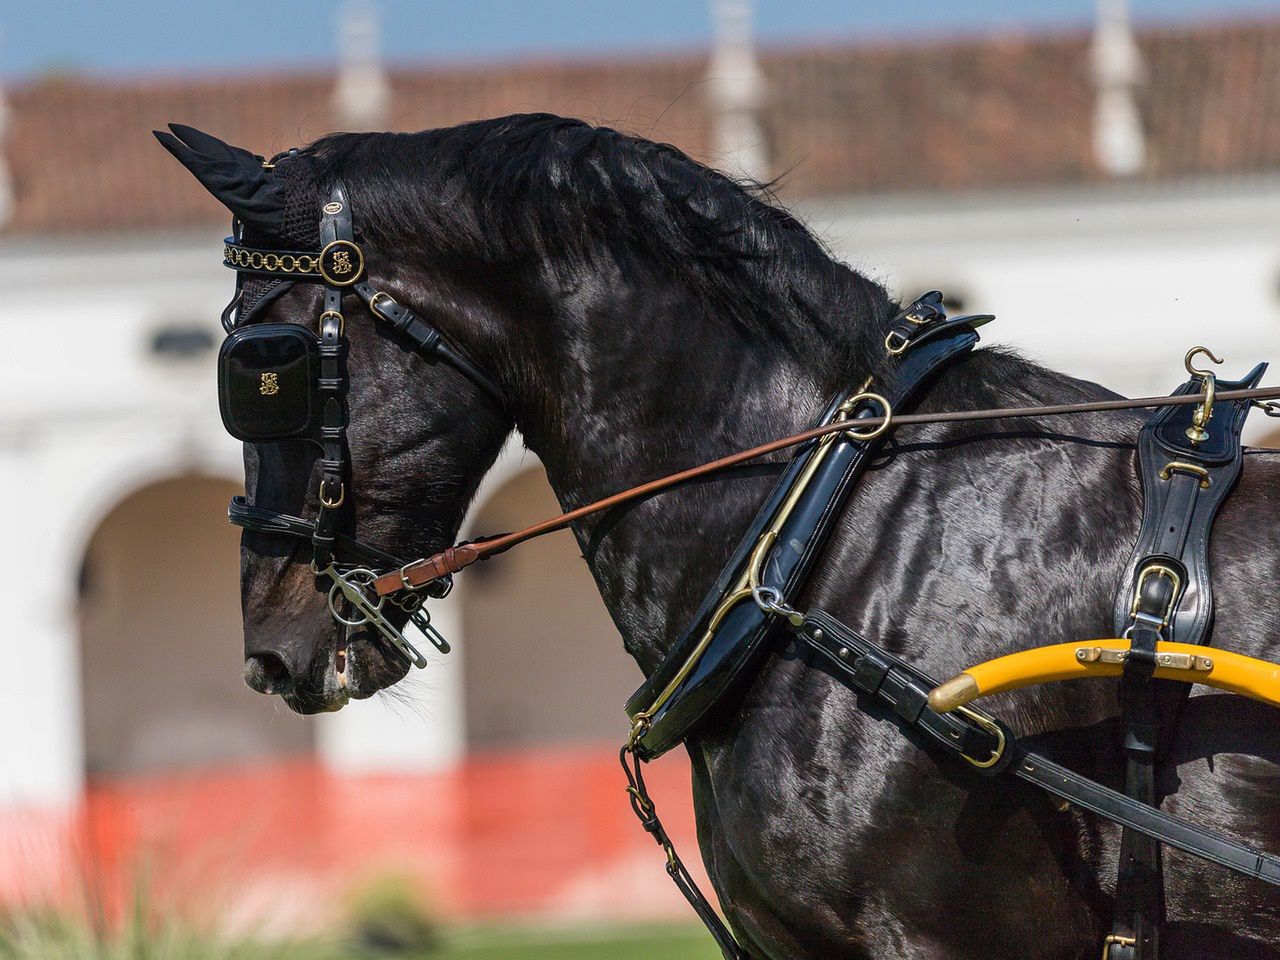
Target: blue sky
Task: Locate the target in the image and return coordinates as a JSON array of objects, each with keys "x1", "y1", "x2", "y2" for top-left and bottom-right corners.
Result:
[{"x1": 3, "y1": 0, "x2": 1279, "y2": 82}]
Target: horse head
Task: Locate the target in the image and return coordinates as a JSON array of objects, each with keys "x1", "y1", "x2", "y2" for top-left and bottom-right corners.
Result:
[{"x1": 159, "y1": 123, "x2": 516, "y2": 712}]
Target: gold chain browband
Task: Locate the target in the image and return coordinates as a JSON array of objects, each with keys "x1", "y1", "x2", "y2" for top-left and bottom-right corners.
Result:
[{"x1": 223, "y1": 241, "x2": 322, "y2": 276}]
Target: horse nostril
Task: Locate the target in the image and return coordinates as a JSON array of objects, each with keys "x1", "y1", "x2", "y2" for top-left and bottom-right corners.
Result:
[{"x1": 244, "y1": 652, "x2": 293, "y2": 695}]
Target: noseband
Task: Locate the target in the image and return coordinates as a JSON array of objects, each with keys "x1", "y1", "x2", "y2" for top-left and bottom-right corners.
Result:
[{"x1": 219, "y1": 177, "x2": 502, "y2": 668}]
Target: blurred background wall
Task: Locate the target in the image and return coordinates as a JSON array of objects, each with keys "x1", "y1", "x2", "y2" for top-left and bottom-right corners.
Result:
[{"x1": 1, "y1": 0, "x2": 1278, "y2": 932}]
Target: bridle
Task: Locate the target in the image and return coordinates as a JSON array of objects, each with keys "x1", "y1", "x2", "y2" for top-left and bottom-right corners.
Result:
[{"x1": 219, "y1": 175, "x2": 502, "y2": 669}]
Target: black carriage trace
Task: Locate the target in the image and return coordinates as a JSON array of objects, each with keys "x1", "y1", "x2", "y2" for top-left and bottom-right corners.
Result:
[{"x1": 158, "y1": 118, "x2": 1280, "y2": 960}]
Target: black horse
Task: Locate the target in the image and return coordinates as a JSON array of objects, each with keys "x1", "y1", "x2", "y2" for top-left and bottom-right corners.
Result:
[{"x1": 165, "y1": 114, "x2": 1279, "y2": 958}]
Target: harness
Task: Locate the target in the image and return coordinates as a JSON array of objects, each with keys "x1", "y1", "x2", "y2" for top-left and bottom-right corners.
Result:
[{"x1": 215, "y1": 183, "x2": 1280, "y2": 959}]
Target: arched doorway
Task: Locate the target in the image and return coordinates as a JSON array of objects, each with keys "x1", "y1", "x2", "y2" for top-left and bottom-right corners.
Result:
[
  {"x1": 461, "y1": 468, "x2": 640, "y2": 751},
  {"x1": 77, "y1": 475, "x2": 314, "y2": 777}
]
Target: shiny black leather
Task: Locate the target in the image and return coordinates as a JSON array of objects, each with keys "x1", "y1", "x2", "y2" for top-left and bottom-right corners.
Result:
[
  {"x1": 627, "y1": 311, "x2": 986, "y2": 759},
  {"x1": 218, "y1": 324, "x2": 322, "y2": 442},
  {"x1": 795, "y1": 610, "x2": 1280, "y2": 887},
  {"x1": 1106, "y1": 363, "x2": 1266, "y2": 960}
]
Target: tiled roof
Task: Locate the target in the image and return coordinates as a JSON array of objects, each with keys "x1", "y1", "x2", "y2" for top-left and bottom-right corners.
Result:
[{"x1": 6, "y1": 17, "x2": 1280, "y2": 236}]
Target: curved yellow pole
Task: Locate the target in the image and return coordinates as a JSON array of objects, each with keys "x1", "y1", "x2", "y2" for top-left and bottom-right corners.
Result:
[{"x1": 928, "y1": 639, "x2": 1280, "y2": 713}]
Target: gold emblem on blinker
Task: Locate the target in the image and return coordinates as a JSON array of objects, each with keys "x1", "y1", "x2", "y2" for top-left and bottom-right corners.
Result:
[{"x1": 260, "y1": 372, "x2": 280, "y2": 396}]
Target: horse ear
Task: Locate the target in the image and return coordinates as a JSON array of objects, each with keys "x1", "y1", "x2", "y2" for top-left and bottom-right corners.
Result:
[{"x1": 154, "y1": 123, "x2": 286, "y2": 237}]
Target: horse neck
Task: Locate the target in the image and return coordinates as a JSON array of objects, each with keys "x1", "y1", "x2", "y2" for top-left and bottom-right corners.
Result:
[{"x1": 514, "y1": 263, "x2": 883, "y2": 676}]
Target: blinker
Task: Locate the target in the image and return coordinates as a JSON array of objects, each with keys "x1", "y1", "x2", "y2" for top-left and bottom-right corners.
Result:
[{"x1": 218, "y1": 323, "x2": 327, "y2": 444}]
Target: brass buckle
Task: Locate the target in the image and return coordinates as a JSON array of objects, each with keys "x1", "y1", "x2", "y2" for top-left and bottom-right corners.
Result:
[
  {"x1": 1129, "y1": 563, "x2": 1182, "y2": 628},
  {"x1": 1159, "y1": 461, "x2": 1211, "y2": 488},
  {"x1": 368, "y1": 290, "x2": 396, "y2": 316},
  {"x1": 319, "y1": 309, "x2": 345, "y2": 337},
  {"x1": 319, "y1": 480, "x2": 346, "y2": 509},
  {"x1": 954, "y1": 704, "x2": 1006, "y2": 769},
  {"x1": 1101, "y1": 935, "x2": 1136, "y2": 960}
]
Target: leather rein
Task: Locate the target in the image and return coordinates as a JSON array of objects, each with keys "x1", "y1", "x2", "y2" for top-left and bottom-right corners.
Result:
[{"x1": 373, "y1": 383, "x2": 1280, "y2": 597}]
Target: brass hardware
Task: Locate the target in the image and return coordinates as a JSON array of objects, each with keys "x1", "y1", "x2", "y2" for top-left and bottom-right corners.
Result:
[
  {"x1": 1183, "y1": 346, "x2": 1222, "y2": 445},
  {"x1": 1155, "y1": 651, "x2": 1214, "y2": 671},
  {"x1": 1077, "y1": 646, "x2": 1128, "y2": 664},
  {"x1": 224, "y1": 243, "x2": 320, "y2": 275},
  {"x1": 884, "y1": 330, "x2": 910, "y2": 356},
  {"x1": 905, "y1": 311, "x2": 928, "y2": 325},
  {"x1": 628, "y1": 387, "x2": 865, "y2": 732},
  {"x1": 259, "y1": 372, "x2": 280, "y2": 396},
  {"x1": 1102, "y1": 935, "x2": 1136, "y2": 960},
  {"x1": 954, "y1": 704, "x2": 1006, "y2": 769},
  {"x1": 1129, "y1": 563, "x2": 1182, "y2": 627},
  {"x1": 1077, "y1": 645, "x2": 1212, "y2": 672},
  {"x1": 319, "y1": 239, "x2": 365, "y2": 286},
  {"x1": 1159, "y1": 461, "x2": 1211, "y2": 488},
  {"x1": 323, "y1": 201, "x2": 344, "y2": 215},
  {"x1": 319, "y1": 310, "x2": 346, "y2": 337},
  {"x1": 1184, "y1": 346, "x2": 1224, "y2": 378},
  {"x1": 368, "y1": 290, "x2": 396, "y2": 316},
  {"x1": 843, "y1": 392, "x2": 894, "y2": 441},
  {"x1": 928, "y1": 672, "x2": 980, "y2": 712},
  {"x1": 319, "y1": 480, "x2": 345, "y2": 509}
]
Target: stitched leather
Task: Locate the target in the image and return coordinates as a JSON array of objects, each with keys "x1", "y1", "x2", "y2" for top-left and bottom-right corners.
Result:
[
  {"x1": 1105, "y1": 363, "x2": 1266, "y2": 960},
  {"x1": 626, "y1": 316, "x2": 984, "y2": 760},
  {"x1": 796, "y1": 610, "x2": 1280, "y2": 886}
]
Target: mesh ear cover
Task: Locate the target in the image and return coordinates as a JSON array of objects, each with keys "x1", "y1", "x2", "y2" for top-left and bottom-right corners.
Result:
[{"x1": 218, "y1": 324, "x2": 322, "y2": 442}]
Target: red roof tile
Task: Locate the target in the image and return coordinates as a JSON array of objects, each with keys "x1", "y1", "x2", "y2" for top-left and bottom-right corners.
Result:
[{"x1": 6, "y1": 18, "x2": 1280, "y2": 236}]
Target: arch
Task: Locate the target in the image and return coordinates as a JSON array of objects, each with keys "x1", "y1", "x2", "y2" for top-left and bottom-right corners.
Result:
[
  {"x1": 77, "y1": 473, "x2": 314, "y2": 776},
  {"x1": 459, "y1": 465, "x2": 640, "y2": 751}
]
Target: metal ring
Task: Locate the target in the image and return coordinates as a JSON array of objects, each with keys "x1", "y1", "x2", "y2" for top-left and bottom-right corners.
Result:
[
  {"x1": 328, "y1": 581, "x2": 370, "y2": 627},
  {"x1": 842, "y1": 392, "x2": 894, "y2": 441},
  {"x1": 884, "y1": 331, "x2": 910, "y2": 356}
]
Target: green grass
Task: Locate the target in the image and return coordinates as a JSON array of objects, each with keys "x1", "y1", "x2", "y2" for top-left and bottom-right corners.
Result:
[
  {"x1": 429, "y1": 924, "x2": 722, "y2": 960},
  {"x1": 0, "y1": 914, "x2": 722, "y2": 960}
]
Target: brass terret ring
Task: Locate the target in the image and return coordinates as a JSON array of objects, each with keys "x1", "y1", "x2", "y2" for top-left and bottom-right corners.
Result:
[{"x1": 843, "y1": 392, "x2": 894, "y2": 441}]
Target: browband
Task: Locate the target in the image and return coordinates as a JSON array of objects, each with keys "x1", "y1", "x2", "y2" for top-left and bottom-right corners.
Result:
[{"x1": 221, "y1": 226, "x2": 504, "y2": 405}]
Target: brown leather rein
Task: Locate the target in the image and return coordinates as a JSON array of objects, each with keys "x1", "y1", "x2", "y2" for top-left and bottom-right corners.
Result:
[{"x1": 372, "y1": 385, "x2": 1280, "y2": 597}]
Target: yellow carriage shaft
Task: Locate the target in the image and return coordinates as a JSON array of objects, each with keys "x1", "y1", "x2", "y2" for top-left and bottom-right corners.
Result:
[{"x1": 928, "y1": 639, "x2": 1280, "y2": 714}]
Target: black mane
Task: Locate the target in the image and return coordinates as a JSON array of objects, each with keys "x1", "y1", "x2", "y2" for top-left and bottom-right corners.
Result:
[{"x1": 304, "y1": 113, "x2": 892, "y2": 363}]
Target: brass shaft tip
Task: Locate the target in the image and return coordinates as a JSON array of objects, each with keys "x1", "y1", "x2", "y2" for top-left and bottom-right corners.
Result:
[{"x1": 928, "y1": 673, "x2": 979, "y2": 713}]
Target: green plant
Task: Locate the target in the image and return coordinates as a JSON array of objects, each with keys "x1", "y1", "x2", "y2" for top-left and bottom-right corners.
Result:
[{"x1": 342, "y1": 875, "x2": 441, "y2": 956}]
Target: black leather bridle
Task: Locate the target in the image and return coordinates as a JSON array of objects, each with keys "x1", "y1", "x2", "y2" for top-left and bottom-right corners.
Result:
[{"x1": 218, "y1": 177, "x2": 503, "y2": 668}]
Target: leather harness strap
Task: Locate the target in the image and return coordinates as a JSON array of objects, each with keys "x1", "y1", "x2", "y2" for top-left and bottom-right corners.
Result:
[
  {"x1": 1105, "y1": 359, "x2": 1265, "y2": 960},
  {"x1": 794, "y1": 610, "x2": 1280, "y2": 887}
]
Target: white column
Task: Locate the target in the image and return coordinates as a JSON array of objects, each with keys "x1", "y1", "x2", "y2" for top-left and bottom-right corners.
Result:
[
  {"x1": 0, "y1": 441, "x2": 83, "y2": 809},
  {"x1": 707, "y1": 0, "x2": 769, "y2": 183},
  {"x1": 1091, "y1": 0, "x2": 1145, "y2": 177},
  {"x1": 334, "y1": 0, "x2": 390, "y2": 131}
]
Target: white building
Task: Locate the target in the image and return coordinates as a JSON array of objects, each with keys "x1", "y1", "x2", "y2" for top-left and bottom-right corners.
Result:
[{"x1": 2, "y1": 3, "x2": 1278, "y2": 918}]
